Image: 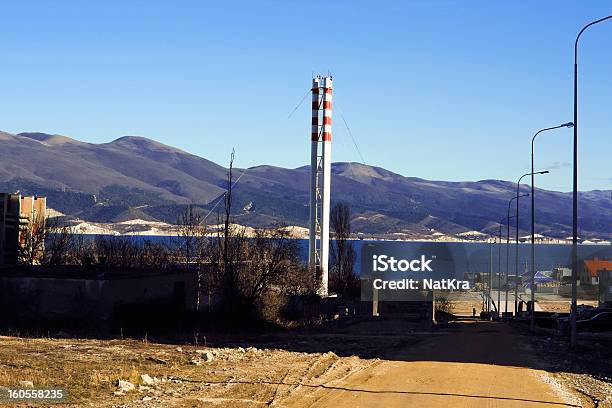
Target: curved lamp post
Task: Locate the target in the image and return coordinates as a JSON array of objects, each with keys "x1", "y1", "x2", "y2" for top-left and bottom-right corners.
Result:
[
  {"x1": 530, "y1": 122, "x2": 573, "y2": 331},
  {"x1": 515, "y1": 171, "x2": 548, "y2": 316},
  {"x1": 505, "y1": 193, "x2": 528, "y2": 316},
  {"x1": 571, "y1": 14, "x2": 612, "y2": 347},
  {"x1": 498, "y1": 215, "x2": 515, "y2": 318}
]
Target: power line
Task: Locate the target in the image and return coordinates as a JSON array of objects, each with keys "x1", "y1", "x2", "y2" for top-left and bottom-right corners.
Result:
[
  {"x1": 287, "y1": 87, "x2": 367, "y2": 167},
  {"x1": 286, "y1": 87, "x2": 367, "y2": 186},
  {"x1": 287, "y1": 88, "x2": 312, "y2": 119},
  {"x1": 202, "y1": 165, "x2": 248, "y2": 222},
  {"x1": 335, "y1": 101, "x2": 367, "y2": 166}
]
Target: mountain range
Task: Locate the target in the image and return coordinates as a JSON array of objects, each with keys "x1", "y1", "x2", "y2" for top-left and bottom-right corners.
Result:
[{"x1": 0, "y1": 131, "x2": 610, "y2": 239}]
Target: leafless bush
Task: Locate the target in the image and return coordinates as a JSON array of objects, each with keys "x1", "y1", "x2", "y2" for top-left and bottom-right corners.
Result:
[
  {"x1": 248, "y1": 229, "x2": 310, "y2": 301},
  {"x1": 46, "y1": 230, "x2": 172, "y2": 269},
  {"x1": 44, "y1": 217, "x2": 78, "y2": 266},
  {"x1": 435, "y1": 294, "x2": 455, "y2": 314},
  {"x1": 278, "y1": 247, "x2": 315, "y2": 296},
  {"x1": 172, "y1": 205, "x2": 208, "y2": 310},
  {"x1": 139, "y1": 240, "x2": 171, "y2": 269},
  {"x1": 72, "y1": 234, "x2": 96, "y2": 265},
  {"x1": 18, "y1": 213, "x2": 46, "y2": 265},
  {"x1": 175, "y1": 205, "x2": 206, "y2": 267},
  {"x1": 94, "y1": 236, "x2": 141, "y2": 267},
  {"x1": 201, "y1": 150, "x2": 314, "y2": 320},
  {"x1": 330, "y1": 202, "x2": 359, "y2": 298}
]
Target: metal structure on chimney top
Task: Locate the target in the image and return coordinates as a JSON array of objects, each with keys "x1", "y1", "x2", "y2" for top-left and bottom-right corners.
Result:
[{"x1": 309, "y1": 75, "x2": 333, "y2": 297}]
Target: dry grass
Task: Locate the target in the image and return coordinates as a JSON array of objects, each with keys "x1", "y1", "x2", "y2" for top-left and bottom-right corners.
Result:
[
  {"x1": 0, "y1": 336, "x2": 187, "y2": 402},
  {"x1": 537, "y1": 300, "x2": 598, "y2": 313},
  {"x1": 0, "y1": 334, "x2": 373, "y2": 407}
]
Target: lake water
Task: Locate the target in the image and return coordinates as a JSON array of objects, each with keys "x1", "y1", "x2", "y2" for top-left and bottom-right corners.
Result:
[{"x1": 103, "y1": 235, "x2": 611, "y2": 277}]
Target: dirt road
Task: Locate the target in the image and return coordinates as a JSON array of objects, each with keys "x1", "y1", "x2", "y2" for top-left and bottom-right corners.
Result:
[
  {"x1": 285, "y1": 321, "x2": 585, "y2": 408},
  {"x1": 3, "y1": 320, "x2": 605, "y2": 407}
]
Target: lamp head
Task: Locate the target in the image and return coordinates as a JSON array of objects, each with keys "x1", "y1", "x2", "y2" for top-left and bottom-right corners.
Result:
[
  {"x1": 563, "y1": 122, "x2": 575, "y2": 128},
  {"x1": 539, "y1": 170, "x2": 550, "y2": 175}
]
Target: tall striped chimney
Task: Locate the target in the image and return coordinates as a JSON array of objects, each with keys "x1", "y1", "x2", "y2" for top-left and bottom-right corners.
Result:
[{"x1": 309, "y1": 75, "x2": 333, "y2": 296}]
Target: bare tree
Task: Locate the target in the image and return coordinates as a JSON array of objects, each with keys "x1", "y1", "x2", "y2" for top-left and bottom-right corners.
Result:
[
  {"x1": 330, "y1": 202, "x2": 358, "y2": 298},
  {"x1": 277, "y1": 251, "x2": 314, "y2": 296},
  {"x1": 18, "y1": 212, "x2": 47, "y2": 265},
  {"x1": 209, "y1": 149, "x2": 247, "y2": 312},
  {"x1": 206, "y1": 223, "x2": 312, "y2": 318},
  {"x1": 244, "y1": 228, "x2": 303, "y2": 304},
  {"x1": 173, "y1": 205, "x2": 208, "y2": 310},
  {"x1": 200, "y1": 150, "x2": 315, "y2": 319},
  {"x1": 435, "y1": 293, "x2": 455, "y2": 321},
  {"x1": 139, "y1": 240, "x2": 171, "y2": 269},
  {"x1": 435, "y1": 294, "x2": 454, "y2": 313},
  {"x1": 73, "y1": 233, "x2": 96, "y2": 266},
  {"x1": 175, "y1": 205, "x2": 206, "y2": 267},
  {"x1": 44, "y1": 217, "x2": 78, "y2": 266},
  {"x1": 94, "y1": 235, "x2": 141, "y2": 267}
]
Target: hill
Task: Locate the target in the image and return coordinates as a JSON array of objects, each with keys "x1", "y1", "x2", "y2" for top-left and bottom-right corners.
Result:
[{"x1": 0, "y1": 131, "x2": 610, "y2": 239}]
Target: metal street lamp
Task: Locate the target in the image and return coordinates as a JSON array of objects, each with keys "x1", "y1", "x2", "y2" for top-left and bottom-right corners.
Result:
[
  {"x1": 530, "y1": 122, "x2": 573, "y2": 331},
  {"x1": 516, "y1": 171, "x2": 548, "y2": 317},
  {"x1": 571, "y1": 14, "x2": 612, "y2": 347},
  {"x1": 505, "y1": 193, "x2": 528, "y2": 317},
  {"x1": 498, "y1": 215, "x2": 515, "y2": 318},
  {"x1": 488, "y1": 237, "x2": 493, "y2": 318}
]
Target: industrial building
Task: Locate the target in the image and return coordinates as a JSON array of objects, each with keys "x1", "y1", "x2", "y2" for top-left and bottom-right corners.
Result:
[{"x1": 0, "y1": 193, "x2": 47, "y2": 265}]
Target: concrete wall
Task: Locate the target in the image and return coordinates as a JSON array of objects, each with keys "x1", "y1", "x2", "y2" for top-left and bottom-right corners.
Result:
[
  {"x1": 107, "y1": 272, "x2": 199, "y2": 311},
  {"x1": 0, "y1": 276, "x2": 110, "y2": 323},
  {"x1": 0, "y1": 269, "x2": 198, "y2": 331}
]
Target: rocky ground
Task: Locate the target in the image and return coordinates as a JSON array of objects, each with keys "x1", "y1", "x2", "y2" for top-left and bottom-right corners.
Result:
[
  {"x1": 0, "y1": 336, "x2": 374, "y2": 407},
  {"x1": 0, "y1": 318, "x2": 425, "y2": 407},
  {"x1": 0, "y1": 318, "x2": 610, "y2": 407},
  {"x1": 524, "y1": 328, "x2": 612, "y2": 408}
]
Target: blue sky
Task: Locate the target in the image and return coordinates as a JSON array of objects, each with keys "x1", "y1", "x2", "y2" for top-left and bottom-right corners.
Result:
[{"x1": 0, "y1": 1, "x2": 610, "y2": 191}]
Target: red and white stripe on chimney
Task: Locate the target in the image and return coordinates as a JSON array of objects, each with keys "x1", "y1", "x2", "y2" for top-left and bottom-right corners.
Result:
[{"x1": 309, "y1": 75, "x2": 333, "y2": 296}]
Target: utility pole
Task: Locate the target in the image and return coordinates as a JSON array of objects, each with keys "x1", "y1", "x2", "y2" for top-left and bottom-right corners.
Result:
[
  {"x1": 489, "y1": 238, "x2": 493, "y2": 319},
  {"x1": 570, "y1": 15, "x2": 612, "y2": 347},
  {"x1": 530, "y1": 123, "x2": 573, "y2": 331},
  {"x1": 516, "y1": 172, "x2": 548, "y2": 317}
]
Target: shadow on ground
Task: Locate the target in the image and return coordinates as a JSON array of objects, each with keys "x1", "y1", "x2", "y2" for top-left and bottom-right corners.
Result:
[{"x1": 2, "y1": 316, "x2": 611, "y2": 382}]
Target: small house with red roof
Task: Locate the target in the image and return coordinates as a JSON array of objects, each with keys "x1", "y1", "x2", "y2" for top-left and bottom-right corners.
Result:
[{"x1": 581, "y1": 258, "x2": 612, "y2": 286}]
